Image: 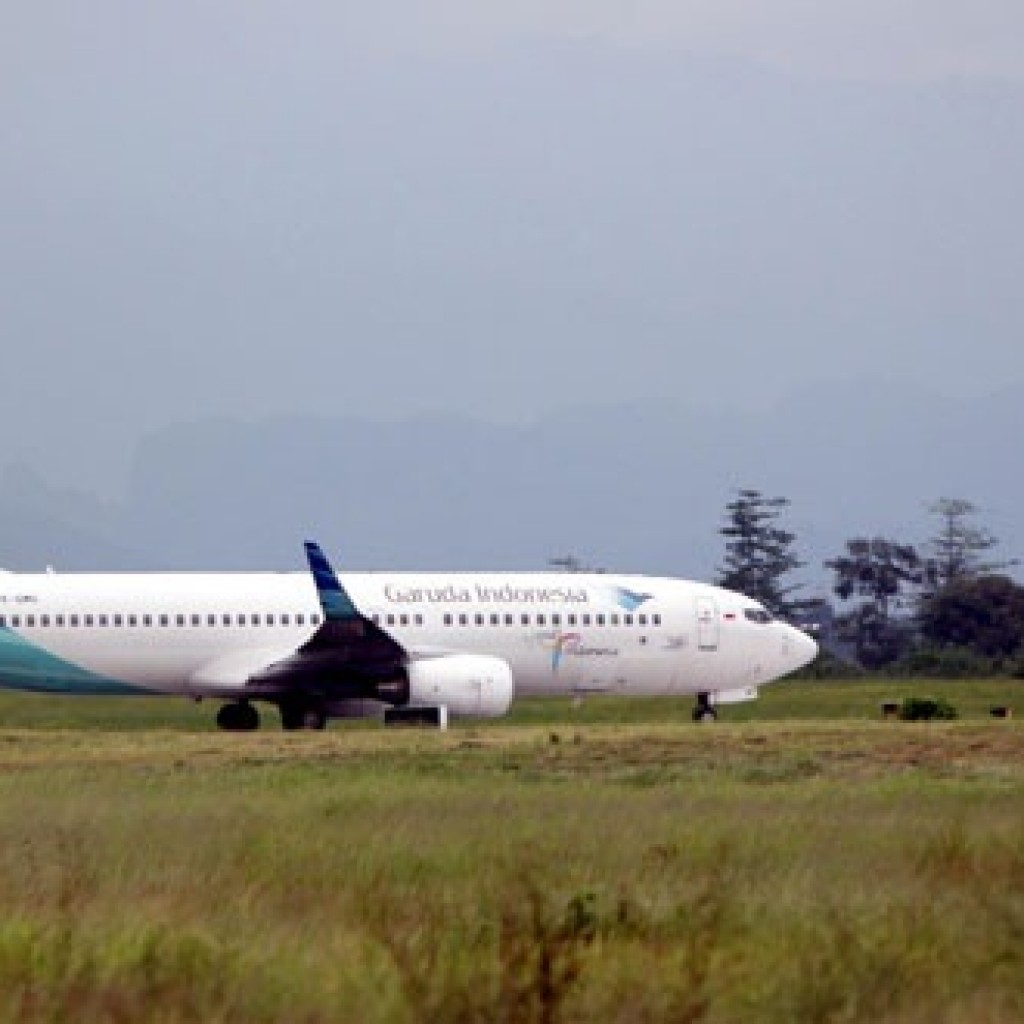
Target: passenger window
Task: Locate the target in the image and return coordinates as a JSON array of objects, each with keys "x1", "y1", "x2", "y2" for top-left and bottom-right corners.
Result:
[
  {"x1": 624, "y1": 614, "x2": 634, "y2": 626},
  {"x1": 56, "y1": 615, "x2": 66, "y2": 627},
  {"x1": 610, "y1": 614, "x2": 620, "y2": 626},
  {"x1": 551, "y1": 614, "x2": 561, "y2": 626},
  {"x1": 11, "y1": 615, "x2": 20, "y2": 628},
  {"x1": 251, "y1": 615, "x2": 260, "y2": 626},
  {"x1": 237, "y1": 614, "x2": 246, "y2": 626},
  {"x1": 114, "y1": 614, "x2": 123, "y2": 627},
  {"x1": 414, "y1": 614, "x2": 423, "y2": 626},
  {"x1": 128, "y1": 615, "x2": 137, "y2": 627},
  {"x1": 459, "y1": 614, "x2": 469, "y2": 626},
  {"x1": 143, "y1": 615, "x2": 152, "y2": 627},
  {"x1": 521, "y1": 614, "x2": 530, "y2": 626},
  {"x1": 311, "y1": 614, "x2": 321, "y2": 625},
  {"x1": 582, "y1": 614, "x2": 591, "y2": 627},
  {"x1": 536, "y1": 614, "x2": 546, "y2": 626},
  {"x1": 296, "y1": 614, "x2": 305, "y2": 626},
  {"x1": 85, "y1": 615, "x2": 94, "y2": 627},
  {"x1": 26, "y1": 615, "x2": 35, "y2": 627},
  {"x1": 207, "y1": 614, "x2": 216, "y2": 626},
  {"x1": 176, "y1": 615, "x2": 185, "y2": 627},
  {"x1": 504, "y1": 614, "x2": 514, "y2": 626},
  {"x1": 475, "y1": 614, "x2": 485, "y2": 626},
  {"x1": 0, "y1": 615, "x2": 6, "y2": 628},
  {"x1": 281, "y1": 614, "x2": 290, "y2": 626},
  {"x1": 567, "y1": 614, "x2": 577, "y2": 626},
  {"x1": 70, "y1": 615, "x2": 79, "y2": 627},
  {"x1": 653, "y1": 613, "x2": 662, "y2": 626},
  {"x1": 400, "y1": 614, "x2": 409, "y2": 627},
  {"x1": 443, "y1": 613, "x2": 453, "y2": 626},
  {"x1": 160, "y1": 615, "x2": 169, "y2": 627},
  {"x1": 266, "y1": 614, "x2": 275, "y2": 626},
  {"x1": 41, "y1": 615, "x2": 50, "y2": 627},
  {"x1": 596, "y1": 614, "x2": 605, "y2": 626},
  {"x1": 490, "y1": 613, "x2": 500, "y2": 626},
  {"x1": 638, "y1": 614, "x2": 648, "y2": 626}
]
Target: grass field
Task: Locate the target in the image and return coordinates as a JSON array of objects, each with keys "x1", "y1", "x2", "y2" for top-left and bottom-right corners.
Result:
[{"x1": 0, "y1": 679, "x2": 1021, "y2": 1022}]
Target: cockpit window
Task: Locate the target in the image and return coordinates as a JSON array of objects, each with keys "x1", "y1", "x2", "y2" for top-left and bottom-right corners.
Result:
[{"x1": 744, "y1": 607, "x2": 773, "y2": 624}]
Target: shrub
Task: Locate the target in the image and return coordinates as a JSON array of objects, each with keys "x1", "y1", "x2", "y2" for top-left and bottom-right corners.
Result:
[{"x1": 899, "y1": 696, "x2": 959, "y2": 721}]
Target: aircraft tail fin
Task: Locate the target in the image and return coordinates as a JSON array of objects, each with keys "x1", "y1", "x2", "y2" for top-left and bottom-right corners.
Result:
[{"x1": 304, "y1": 541, "x2": 360, "y2": 622}]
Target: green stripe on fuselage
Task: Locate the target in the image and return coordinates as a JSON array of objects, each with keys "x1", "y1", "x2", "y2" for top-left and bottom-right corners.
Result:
[{"x1": 0, "y1": 628, "x2": 148, "y2": 695}]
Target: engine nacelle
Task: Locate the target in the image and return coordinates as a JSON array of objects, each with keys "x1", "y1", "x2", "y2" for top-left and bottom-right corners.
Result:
[{"x1": 405, "y1": 654, "x2": 514, "y2": 718}]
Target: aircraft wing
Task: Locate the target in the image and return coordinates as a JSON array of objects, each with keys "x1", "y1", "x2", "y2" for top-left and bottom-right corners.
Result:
[{"x1": 244, "y1": 542, "x2": 407, "y2": 699}]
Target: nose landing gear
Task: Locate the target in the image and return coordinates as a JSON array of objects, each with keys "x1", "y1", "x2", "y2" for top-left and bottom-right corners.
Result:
[{"x1": 692, "y1": 692, "x2": 717, "y2": 723}]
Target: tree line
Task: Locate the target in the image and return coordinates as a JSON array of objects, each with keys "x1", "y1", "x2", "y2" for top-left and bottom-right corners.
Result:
[{"x1": 717, "y1": 490, "x2": 1023, "y2": 675}]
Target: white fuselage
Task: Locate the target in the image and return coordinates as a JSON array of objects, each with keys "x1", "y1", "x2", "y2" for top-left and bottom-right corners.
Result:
[{"x1": 0, "y1": 569, "x2": 816, "y2": 704}]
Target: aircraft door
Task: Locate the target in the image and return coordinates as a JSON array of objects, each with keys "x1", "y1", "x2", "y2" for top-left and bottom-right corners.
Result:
[{"x1": 695, "y1": 596, "x2": 719, "y2": 651}]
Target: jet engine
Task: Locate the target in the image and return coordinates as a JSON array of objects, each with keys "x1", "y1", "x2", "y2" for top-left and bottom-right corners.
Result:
[{"x1": 402, "y1": 654, "x2": 514, "y2": 718}]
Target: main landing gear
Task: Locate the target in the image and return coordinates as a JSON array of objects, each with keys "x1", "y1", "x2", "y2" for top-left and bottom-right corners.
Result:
[
  {"x1": 215, "y1": 700, "x2": 327, "y2": 733},
  {"x1": 214, "y1": 700, "x2": 328, "y2": 731},
  {"x1": 692, "y1": 692, "x2": 718, "y2": 723},
  {"x1": 216, "y1": 701, "x2": 260, "y2": 732}
]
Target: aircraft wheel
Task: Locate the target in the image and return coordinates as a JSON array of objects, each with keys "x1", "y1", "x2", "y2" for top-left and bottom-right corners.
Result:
[
  {"x1": 279, "y1": 702, "x2": 327, "y2": 731},
  {"x1": 238, "y1": 702, "x2": 260, "y2": 730},
  {"x1": 279, "y1": 703, "x2": 305, "y2": 731},
  {"x1": 302, "y1": 708, "x2": 327, "y2": 730},
  {"x1": 217, "y1": 701, "x2": 260, "y2": 732}
]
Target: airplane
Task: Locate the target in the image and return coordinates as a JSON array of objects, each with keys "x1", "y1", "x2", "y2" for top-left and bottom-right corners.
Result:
[{"x1": 0, "y1": 542, "x2": 817, "y2": 730}]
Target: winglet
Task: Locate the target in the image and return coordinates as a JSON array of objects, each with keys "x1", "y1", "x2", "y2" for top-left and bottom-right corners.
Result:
[{"x1": 304, "y1": 541, "x2": 360, "y2": 622}]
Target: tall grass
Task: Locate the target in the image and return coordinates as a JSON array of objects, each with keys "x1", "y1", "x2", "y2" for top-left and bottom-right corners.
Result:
[{"x1": 0, "y1": 713, "x2": 1021, "y2": 1021}]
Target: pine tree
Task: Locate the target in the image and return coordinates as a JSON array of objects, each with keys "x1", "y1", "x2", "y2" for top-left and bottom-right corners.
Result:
[
  {"x1": 926, "y1": 497, "x2": 1017, "y2": 590},
  {"x1": 717, "y1": 489, "x2": 805, "y2": 619}
]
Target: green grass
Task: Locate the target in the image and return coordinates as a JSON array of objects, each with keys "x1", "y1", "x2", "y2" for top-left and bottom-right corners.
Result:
[
  {"x1": 0, "y1": 681, "x2": 1021, "y2": 1021},
  {"x1": 506, "y1": 676, "x2": 1024, "y2": 726},
  {"x1": 0, "y1": 675, "x2": 1020, "y2": 730}
]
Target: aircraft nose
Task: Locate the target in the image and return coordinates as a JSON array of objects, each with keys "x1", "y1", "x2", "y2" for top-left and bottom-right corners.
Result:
[{"x1": 786, "y1": 625, "x2": 818, "y2": 671}]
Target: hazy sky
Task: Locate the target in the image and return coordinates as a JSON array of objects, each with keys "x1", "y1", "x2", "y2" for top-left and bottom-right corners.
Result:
[{"x1": 2, "y1": 2, "x2": 1023, "y2": 495}]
